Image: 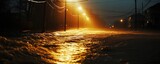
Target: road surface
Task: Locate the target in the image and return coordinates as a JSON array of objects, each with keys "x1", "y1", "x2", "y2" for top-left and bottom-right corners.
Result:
[{"x1": 0, "y1": 29, "x2": 160, "y2": 64}]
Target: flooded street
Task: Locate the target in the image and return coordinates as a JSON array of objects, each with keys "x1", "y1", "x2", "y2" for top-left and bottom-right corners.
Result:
[
  {"x1": 1, "y1": 0, "x2": 160, "y2": 64},
  {"x1": 46, "y1": 29, "x2": 118, "y2": 64},
  {"x1": 1, "y1": 29, "x2": 160, "y2": 64}
]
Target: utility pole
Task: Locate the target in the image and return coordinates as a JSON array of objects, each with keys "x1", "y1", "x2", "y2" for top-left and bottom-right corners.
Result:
[
  {"x1": 142, "y1": 2, "x2": 144, "y2": 14},
  {"x1": 19, "y1": 0, "x2": 22, "y2": 25},
  {"x1": 64, "y1": 0, "x2": 67, "y2": 31},
  {"x1": 78, "y1": 12, "x2": 79, "y2": 29},
  {"x1": 63, "y1": 0, "x2": 88, "y2": 31},
  {"x1": 135, "y1": 0, "x2": 137, "y2": 29},
  {"x1": 42, "y1": 2, "x2": 46, "y2": 32}
]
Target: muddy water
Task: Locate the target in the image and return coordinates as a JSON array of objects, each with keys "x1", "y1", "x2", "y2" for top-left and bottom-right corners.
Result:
[{"x1": 0, "y1": 29, "x2": 127, "y2": 64}]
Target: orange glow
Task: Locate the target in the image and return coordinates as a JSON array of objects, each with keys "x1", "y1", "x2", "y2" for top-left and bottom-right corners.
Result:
[
  {"x1": 51, "y1": 43, "x2": 87, "y2": 64},
  {"x1": 67, "y1": 0, "x2": 78, "y2": 2},
  {"x1": 66, "y1": 9, "x2": 69, "y2": 11},
  {"x1": 112, "y1": 25, "x2": 115, "y2": 28},
  {"x1": 49, "y1": 28, "x2": 135, "y2": 64},
  {"x1": 83, "y1": 13, "x2": 86, "y2": 16},
  {"x1": 86, "y1": 17, "x2": 90, "y2": 21},
  {"x1": 64, "y1": 0, "x2": 94, "y2": 29},
  {"x1": 54, "y1": 28, "x2": 113, "y2": 36}
]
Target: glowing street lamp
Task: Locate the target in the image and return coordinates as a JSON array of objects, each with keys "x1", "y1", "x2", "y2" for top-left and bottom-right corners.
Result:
[
  {"x1": 77, "y1": 6, "x2": 83, "y2": 29},
  {"x1": 64, "y1": 0, "x2": 76, "y2": 31},
  {"x1": 64, "y1": 0, "x2": 87, "y2": 31}
]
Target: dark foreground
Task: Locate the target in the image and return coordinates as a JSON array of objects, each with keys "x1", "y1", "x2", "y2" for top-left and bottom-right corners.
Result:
[
  {"x1": 0, "y1": 29, "x2": 160, "y2": 64},
  {"x1": 96, "y1": 34, "x2": 160, "y2": 64}
]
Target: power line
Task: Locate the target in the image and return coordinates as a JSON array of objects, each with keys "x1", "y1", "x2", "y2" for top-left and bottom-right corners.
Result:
[{"x1": 45, "y1": 0, "x2": 65, "y2": 13}]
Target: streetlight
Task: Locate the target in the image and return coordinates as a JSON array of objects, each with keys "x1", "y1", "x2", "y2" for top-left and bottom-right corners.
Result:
[
  {"x1": 77, "y1": 6, "x2": 83, "y2": 29},
  {"x1": 64, "y1": 0, "x2": 88, "y2": 31},
  {"x1": 82, "y1": 13, "x2": 87, "y2": 27},
  {"x1": 65, "y1": 0, "x2": 79, "y2": 31},
  {"x1": 64, "y1": 0, "x2": 80, "y2": 31}
]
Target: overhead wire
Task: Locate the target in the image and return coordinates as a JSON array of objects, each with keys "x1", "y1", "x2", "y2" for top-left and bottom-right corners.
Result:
[
  {"x1": 51, "y1": 0, "x2": 65, "y2": 9},
  {"x1": 46, "y1": 0, "x2": 65, "y2": 13}
]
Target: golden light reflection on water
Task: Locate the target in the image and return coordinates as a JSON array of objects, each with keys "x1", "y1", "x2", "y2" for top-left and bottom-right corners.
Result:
[
  {"x1": 51, "y1": 43, "x2": 87, "y2": 64},
  {"x1": 51, "y1": 28, "x2": 130, "y2": 64},
  {"x1": 54, "y1": 28, "x2": 111, "y2": 36}
]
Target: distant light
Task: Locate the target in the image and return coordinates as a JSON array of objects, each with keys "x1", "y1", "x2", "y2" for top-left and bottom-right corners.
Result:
[
  {"x1": 66, "y1": 9, "x2": 69, "y2": 11},
  {"x1": 112, "y1": 25, "x2": 115, "y2": 28},
  {"x1": 129, "y1": 17, "x2": 132, "y2": 21},
  {"x1": 147, "y1": 21, "x2": 149, "y2": 24},
  {"x1": 120, "y1": 19, "x2": 123, "y2": 23}
]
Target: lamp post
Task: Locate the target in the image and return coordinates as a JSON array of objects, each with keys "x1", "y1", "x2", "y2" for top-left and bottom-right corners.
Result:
[
  {"x1": 78, "y1": 12, "x2": 80, "y2": 29},
  {"x1": 64, "y1": 0, "x2": 67, "y2": 31},
  {"x1": 77, "y1": 6, "x2": 82, "y2": 29},
  {"x1": 64, "y1": 0, "x2": 88, "y2": 31},
  {"x1": 135, "y1": 0, "x2": 137, "y2": 29},
  {"x1": 42, "y1": 2, "x2": 46, "y2": 32},
  {"x1": 82, "y1": 13, "x2": 86, "y2": 27}
]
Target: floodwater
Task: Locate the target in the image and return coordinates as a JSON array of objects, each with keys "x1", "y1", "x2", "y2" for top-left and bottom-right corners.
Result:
[
  {"x1": 49, "y1": 29, "x2": 113, "y2": 64},
  {"x1": 50, "y1": 42, "x2": 87, "y2": 64},
  {"x1": 1, "y1": 28, "x2": 160, "y2": 64},
  {"x1": 0, "y1": 28, "x2": 119, "y2": 64}
]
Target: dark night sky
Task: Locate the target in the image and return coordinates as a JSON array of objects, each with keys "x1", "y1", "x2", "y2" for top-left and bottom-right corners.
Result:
[
  {"x1": 82, "y1": 0, "x2": 160, "y2": 24},
  {"x1": 6, "y1": 0, "x2": 160, "y2": 25}
]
